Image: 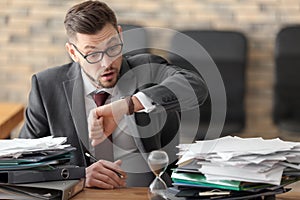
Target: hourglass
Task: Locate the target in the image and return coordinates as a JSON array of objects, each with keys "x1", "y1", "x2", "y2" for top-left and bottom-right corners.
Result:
[{"x1": 147, "y1": 150, "x2": 169, "y2": 199}]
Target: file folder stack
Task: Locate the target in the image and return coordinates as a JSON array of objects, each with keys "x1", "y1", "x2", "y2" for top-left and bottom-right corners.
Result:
[
  {"x1": 171, "y1": 136, "x2": 300, "y2": 198},
  {"x1": 0, "y1": 136, "x2": 85, "y2": 200}
]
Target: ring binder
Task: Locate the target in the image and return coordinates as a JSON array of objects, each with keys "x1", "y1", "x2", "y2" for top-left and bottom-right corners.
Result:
[
  {"x1": 0, "y1": 179, "x2": 85, "y2": 200},
  {"x1": 0, "y1": 165, "x2": 85, "y2": 184}
]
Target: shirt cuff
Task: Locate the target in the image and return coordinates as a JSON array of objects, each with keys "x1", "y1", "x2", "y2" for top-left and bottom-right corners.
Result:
[{"x1": 133, "y1": 92, "x2": 156, "y2": 113}]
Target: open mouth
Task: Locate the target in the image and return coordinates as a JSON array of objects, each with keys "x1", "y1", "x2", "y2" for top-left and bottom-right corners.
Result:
[{"x1": 101, "y1": 71, "x2": 115, "y2": 81}]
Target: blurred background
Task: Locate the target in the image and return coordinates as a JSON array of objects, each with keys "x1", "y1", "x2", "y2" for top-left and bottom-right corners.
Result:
[{"x1": 0, "y1": 0, "x2": 300, "y2": 141}]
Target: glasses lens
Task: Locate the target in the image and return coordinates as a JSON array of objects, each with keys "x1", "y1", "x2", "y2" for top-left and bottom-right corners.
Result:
[
  {"x1": 84, "y1": 43, "x2": 123, "y2": 64},
  {"x1": 106, "y1": 44, "x2": 123, "y2": 57},
  {"x1": 86, "y1": 52, "x2": 103, "y2": 64}
]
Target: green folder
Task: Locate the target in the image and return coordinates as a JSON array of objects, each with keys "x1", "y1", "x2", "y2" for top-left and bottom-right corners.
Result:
[
  {"x1": 0, "y1": 147, "x2": 75, "y2": 168},
  {"x1": 0, "y1": 151, "x2": 75, "y2": 172},
  {"x1": 171, "y1": 171, "x2": 275, "y2": 191}
]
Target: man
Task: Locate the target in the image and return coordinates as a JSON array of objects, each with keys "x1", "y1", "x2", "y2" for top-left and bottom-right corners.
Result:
[{"x1": 19, "y1": 0, "x2": 207, "y2": 189}]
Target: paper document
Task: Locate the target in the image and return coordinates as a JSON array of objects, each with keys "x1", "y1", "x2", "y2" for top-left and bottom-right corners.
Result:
[
  {"x1": 0, "y1": 136, "x2": 69, "y2": 158},
  {"x1": 175, "y1": 136, "x2": 300, "y2": 185}
]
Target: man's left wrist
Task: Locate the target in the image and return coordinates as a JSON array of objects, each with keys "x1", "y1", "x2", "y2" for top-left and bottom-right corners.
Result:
[{"x1": 124, "y1": 96, "x2": 134, "y2": 115}]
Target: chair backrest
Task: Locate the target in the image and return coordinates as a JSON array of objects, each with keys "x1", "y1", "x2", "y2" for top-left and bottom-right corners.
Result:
[
  {"x1": 119, "y1": 24, "x2": 149, "y2": 56},
  {"x1": 273, "y1": 25, "x2": 300, "y2": 125},
  {"x1": 168, "y1": 30, "x2": 247, "y2": 139}
]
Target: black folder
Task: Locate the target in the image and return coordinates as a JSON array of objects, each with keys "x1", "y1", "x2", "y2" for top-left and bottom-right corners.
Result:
[
  {"x1": 0, "y1": 179, "x2": 84, "y2": 200},
  {"x1": 0, "y1": 165, "x2": 85, "y2": 184},
  {"x1": 174, "y1": 186, "x2": 291, "y2": 200}
]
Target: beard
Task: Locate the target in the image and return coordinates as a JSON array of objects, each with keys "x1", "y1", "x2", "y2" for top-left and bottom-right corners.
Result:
[
  {"x1": 82, "y1": 66, "x2": 119, "y2": 89},
  {"x1": 98, "y1": 74, "x2": 119, "y2": 88}
]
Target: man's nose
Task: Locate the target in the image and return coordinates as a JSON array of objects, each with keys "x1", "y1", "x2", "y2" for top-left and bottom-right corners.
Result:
[{"x1": 100, "y1": 54, "x2": 113, "y2": 69}]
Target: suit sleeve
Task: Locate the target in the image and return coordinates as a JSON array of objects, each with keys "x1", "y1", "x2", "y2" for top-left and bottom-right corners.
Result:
[
  {"x1": 139, "y1": 54, "x2": 208, "y2": 112},
  {"x1": 19, "y1": 75, "x2": 50, "y2": 139}
]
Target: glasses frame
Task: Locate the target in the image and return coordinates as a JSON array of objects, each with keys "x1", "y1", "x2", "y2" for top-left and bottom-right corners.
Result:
[{"x1": 70, "y1": 33, "x2": 123, "y2": 64}]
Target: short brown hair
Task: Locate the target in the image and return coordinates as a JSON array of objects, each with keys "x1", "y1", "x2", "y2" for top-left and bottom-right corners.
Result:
[{"x1": 64, "y1": 0, "x2": 118, "y2": 40}]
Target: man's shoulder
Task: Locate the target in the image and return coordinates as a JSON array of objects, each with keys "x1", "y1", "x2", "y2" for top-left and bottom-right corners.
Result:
[
  {"x1": 35, "y1": 62, "x2": 77, "y2": 79},
  {"x1": 125, "y1": 53, "x2": 168, "y2": 67}
]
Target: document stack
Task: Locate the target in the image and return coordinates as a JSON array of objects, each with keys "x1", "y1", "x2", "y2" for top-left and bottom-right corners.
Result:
[
  {"x1": 0, "y1": 136, "x2": 85, "y2": 200},
  {"x1": 171, "y1": 136, "x2": 300, "y2": 199}
]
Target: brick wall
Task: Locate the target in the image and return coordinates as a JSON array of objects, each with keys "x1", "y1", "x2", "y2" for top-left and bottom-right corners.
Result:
[{"x1": 1, "y1": 0, "x2": 300, "y2": 137}]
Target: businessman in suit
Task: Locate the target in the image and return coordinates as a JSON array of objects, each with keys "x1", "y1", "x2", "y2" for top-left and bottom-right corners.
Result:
[{"x1": 19, "y1": 0, "x2": 207, "y2": 189}]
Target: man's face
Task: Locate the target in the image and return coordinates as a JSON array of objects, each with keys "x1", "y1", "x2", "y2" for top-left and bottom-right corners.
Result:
[{"x1": 68, "y1": 24, "x2": 123, "y2": 88}]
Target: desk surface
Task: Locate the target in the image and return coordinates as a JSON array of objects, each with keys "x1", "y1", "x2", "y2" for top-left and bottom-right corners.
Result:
[
  {"x1": 73, "y1": 187, "x2": 149, "y2": 200},
  {"x1": 0, "y1": 102, "x2": 24, "y2": 139},
  {"x1": 73, "y1": 182, "x2": 300, "y2": 200}
]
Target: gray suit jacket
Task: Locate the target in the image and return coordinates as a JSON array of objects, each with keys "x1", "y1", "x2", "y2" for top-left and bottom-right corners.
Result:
[{"x1": 19, "y1": 54, "x2": 207, "y2": 171}]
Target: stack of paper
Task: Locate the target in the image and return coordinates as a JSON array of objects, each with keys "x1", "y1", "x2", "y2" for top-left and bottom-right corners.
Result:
[
  {"x1": 0, "y1": 136, "x2": 86, "y2": 184},
  {"x1": 0, "y1": 136, "x2": 75, "y2": 170},
  {"x1": 0, "y1": 136, "x2": 70, "y2": 158},
  {"x1": 172, "y1": 136, "x2": 300, "y2": 191},
  {"x1": 0, "y1": 136, "x2": 85, "y2": 200}
]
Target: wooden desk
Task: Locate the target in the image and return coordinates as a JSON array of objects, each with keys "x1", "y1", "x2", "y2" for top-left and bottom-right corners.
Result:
[
  {"x1": 72, "y1": 183, "x2": 300, "y2": 200},
  {"x1": 0, "y1": 102, "x2": 24, "y2": 139},
  {"x1": 73, "y1": 187, "x2": 149, "y2": 200}
]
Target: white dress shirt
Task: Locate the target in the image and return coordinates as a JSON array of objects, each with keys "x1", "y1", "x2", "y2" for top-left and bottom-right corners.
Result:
[{"x1": 81, "y1": 69, "x2": 155, "y2": 161}]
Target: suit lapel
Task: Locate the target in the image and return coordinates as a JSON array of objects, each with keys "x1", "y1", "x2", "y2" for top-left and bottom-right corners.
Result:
[{"x1": 63, "y1": 62, "x2": 89, "y2": 150}]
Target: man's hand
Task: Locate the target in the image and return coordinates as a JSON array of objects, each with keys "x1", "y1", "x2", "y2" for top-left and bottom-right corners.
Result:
[
  {"x1": 88, "y1": 108, "x2": 105, "y2": 146},
  {"x1": 85, "y1": 159, "x2": 127, "y2": 189},
  {"x1": 88, "y1": 96, "x2": 144, "y2": 146},
  {"x1": 88, "y1": 98, "x2": 128, "y2": 146}
]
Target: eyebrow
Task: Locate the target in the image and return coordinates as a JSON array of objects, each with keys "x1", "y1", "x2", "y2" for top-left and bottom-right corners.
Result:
[{"x1": 83, "y1": 36, "x2": 119, "y2": 50}]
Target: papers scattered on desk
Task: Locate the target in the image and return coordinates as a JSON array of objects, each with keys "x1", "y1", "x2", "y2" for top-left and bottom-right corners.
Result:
[
  {"x1": 0, "y1": 136, "x2": 85, "y2": 185},
  {"x1": 173, "y1": 136, "x2": 300, "y2": 189},
  {"x1": 0, "y1": 136, "x2": 70, "y2": 158},
  {"x1": 0, "y1": 136, "x2": 75, "y2": 171},
  {"x1": 0, "y1": 136, "x2": 85, "y2": 200}
]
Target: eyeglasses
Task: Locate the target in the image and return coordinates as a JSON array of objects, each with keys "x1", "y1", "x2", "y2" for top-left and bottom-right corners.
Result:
[{"x1": 70, "y1": 41, "x2": 123, "y2": 64}]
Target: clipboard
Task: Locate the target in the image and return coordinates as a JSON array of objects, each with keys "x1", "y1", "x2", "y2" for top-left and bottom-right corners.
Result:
[{"x1": 0, "y1": 179, "x2": 85, "y2": 200}]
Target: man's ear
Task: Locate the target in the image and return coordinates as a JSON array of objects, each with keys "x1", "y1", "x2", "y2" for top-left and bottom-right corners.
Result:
[
  {"x1": 117, "y1": 25, "x2": 123, "y2": 42},
  {"x1": 65, "y1": 42, "x2": 79, "y2": 62}
]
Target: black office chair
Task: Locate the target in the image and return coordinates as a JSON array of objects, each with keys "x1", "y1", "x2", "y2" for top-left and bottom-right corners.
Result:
[
  {"x1": 119, "y1": 24, "x2": 149, "y2": 56},
  {"x1": 273, "y1": 25, "x2": 300, "y2": 132},
  {"x1": 168, "y1": 30, "x2": 247, "y2": 141}
]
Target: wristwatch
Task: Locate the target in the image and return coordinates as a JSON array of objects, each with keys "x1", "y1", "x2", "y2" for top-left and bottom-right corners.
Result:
[{"x1": 124, "y1": 96, "x2": 134, "y2": 115}]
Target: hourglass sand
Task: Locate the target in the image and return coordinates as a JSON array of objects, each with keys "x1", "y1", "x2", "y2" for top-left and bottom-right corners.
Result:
[{"x1": 147, "y1": 150, "x2": 169, "y2": 199}]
